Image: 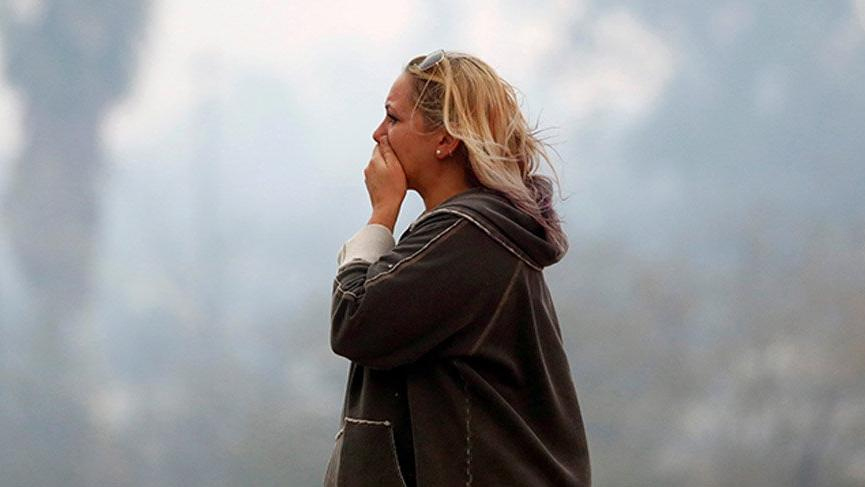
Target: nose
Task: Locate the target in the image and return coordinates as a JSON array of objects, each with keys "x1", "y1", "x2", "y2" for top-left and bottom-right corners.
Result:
[{"x1": 372, "y1": 121, "x2": 386, "y2": 144}]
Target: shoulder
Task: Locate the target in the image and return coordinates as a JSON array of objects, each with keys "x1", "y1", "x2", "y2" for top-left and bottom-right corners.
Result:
[
  {"x1": 405, "y1": 208, "x2": 462, "y2": 234},
  {"x1": 405, "y1": 208, "x2": 484, "y2": 243},
  {"x1": 410, "y1": 206, "x2": 523, "y2": 263},
  {"x1": 398, "y1": 209, "x2": 516, "y2": 266},
  {"x1": 394, "y1": 205, "x2": 512, "y2": 255}
]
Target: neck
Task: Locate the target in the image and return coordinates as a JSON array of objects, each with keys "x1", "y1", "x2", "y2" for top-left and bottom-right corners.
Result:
[
  {"x1": 413, "y1": 154, "x2": 480, "y2": 211},
  {"x1": 418, "y1": 178, "x2": 477, "y2": 211}
]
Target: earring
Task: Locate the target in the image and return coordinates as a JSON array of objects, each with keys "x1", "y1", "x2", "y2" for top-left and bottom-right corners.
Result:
[{"x1": 436, "y1": 150, "x2": 441, "y2": 156}]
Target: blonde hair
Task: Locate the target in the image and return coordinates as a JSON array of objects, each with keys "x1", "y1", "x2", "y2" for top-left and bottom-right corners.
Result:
[{"x1": 405, "y1": 51, "x2": 569, "y2": 259}]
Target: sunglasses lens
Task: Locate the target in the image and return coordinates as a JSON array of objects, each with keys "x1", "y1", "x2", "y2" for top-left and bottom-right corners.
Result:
[{"x1": 418, "y1": 50, "x2": 445, "y2": 71}]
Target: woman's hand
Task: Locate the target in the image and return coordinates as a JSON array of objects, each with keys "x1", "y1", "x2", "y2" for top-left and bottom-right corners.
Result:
[{"x1": 364, "y1": 136, "x2": 406, "y2": 231}]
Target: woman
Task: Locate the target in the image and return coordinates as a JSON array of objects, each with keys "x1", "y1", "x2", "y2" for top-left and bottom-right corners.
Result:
[{"x1": 325, "y1": 50, "x2": 591, "y2": 486}]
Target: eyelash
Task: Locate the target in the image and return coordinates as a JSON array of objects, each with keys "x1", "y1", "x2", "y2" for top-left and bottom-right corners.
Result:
[{"x1": 387, "y1": 114, "x2": 397, "y2": 123}]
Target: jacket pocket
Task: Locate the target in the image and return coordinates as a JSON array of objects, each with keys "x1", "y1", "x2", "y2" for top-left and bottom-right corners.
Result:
[{"x1": 323, "y1": 417, "x2": 408, "y2": 487}]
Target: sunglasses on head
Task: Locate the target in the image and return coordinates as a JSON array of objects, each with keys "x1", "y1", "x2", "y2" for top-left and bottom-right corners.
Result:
[{"x1": 416, "y1": 49, "x2": 446, "y2": 71}]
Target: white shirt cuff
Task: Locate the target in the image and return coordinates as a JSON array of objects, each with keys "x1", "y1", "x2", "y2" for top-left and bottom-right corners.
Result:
[{"x1": 336, "y1": 223, "x2": 395, "y2": 270}]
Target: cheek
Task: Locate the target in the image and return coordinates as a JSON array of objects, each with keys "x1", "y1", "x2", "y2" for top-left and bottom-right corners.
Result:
[
  {"x1": 386, "y1": 126, "x2": 407, "y2": 155},
  {"x1": 390, "y1": 140, "x2": 418, "y2": 175}
]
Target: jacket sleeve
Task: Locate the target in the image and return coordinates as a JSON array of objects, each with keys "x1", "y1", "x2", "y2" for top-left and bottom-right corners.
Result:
[{"x1": 331, "y1": 211, "x2": 520, "y2": 370}]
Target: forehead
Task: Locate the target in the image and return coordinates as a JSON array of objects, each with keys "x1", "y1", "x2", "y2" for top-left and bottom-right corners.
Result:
[{"x1": 385, "y1": 72, "x2": 414, "y2": 112}]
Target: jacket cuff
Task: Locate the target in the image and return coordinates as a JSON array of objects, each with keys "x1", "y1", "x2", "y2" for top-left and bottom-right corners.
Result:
[{"x1": 336, "y1": 223, "x2": 395, "y2": 270}]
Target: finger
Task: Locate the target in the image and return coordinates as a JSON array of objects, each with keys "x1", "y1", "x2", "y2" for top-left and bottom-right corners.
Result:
[
  {"x1": 379, "y1": 136, "x2": 395, "y2": 164},
  {"x1": 372, "y1": 144, "x2": 387, "y2": 167}
]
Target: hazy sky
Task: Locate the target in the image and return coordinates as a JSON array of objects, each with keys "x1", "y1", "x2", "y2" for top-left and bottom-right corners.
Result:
[
  {"x1": 3, "y1": 0, "x2": 864, "y2": 264},
  {"x1": 1, "y1": 2, "x2": 864, "y2": 485},
  {"x1": 0, "y1": 0, "x2": 679, "y2": 184}
]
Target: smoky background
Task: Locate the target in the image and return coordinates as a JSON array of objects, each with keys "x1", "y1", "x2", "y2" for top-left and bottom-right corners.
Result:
[{"x1": 1, "y1": 1, "x2": 863, "y2": 485}]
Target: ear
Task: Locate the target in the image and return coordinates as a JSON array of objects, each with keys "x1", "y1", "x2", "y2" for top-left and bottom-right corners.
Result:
[{"x1": 435, "y1": 131, "x2": 461, "y2": 160}]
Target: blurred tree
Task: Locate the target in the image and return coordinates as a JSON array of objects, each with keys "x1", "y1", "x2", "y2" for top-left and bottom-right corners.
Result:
[{"x1": 0, "y1": 0, "x2": 150, "y2": 484}]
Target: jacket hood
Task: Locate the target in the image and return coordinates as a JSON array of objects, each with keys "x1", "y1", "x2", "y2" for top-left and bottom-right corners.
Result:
[{"x1": 411, "y1": 186, "x2": 564, "y2": 269}]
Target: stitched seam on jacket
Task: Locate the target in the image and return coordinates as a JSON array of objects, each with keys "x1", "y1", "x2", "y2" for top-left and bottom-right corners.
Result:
[
  {"x1": 469, "y1": 260, "x2": 523, "y2": 355},
  {"x1": 423, "y1": 208, "x2": 543, "y2": 271},
  {"x1": 456, "y1": 367, "x2": 473, "y2": 487},
  {"x1": 384, "y1": 423, "x2": 409, "y2": 487},
  {"x1": 406, "y1": 207, "x2": 442, "y2": 233},
  {"x1": 344, "y1": 416, "x2": 390, "y2": 426},
  {"x1": 334, "y1": 261, "x2": 371, "y2": 300},
  {"x1": 365, "y1": 218, "x2": 465, "y2": 286},
  {"x1": 334, "y1": 278, "x2": 362, "y2": 300}
]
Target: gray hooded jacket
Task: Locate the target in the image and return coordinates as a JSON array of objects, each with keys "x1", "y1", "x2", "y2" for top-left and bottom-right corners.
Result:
[{"x1": 325, "y1": 186, "x2": 591, "y2": 486}]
